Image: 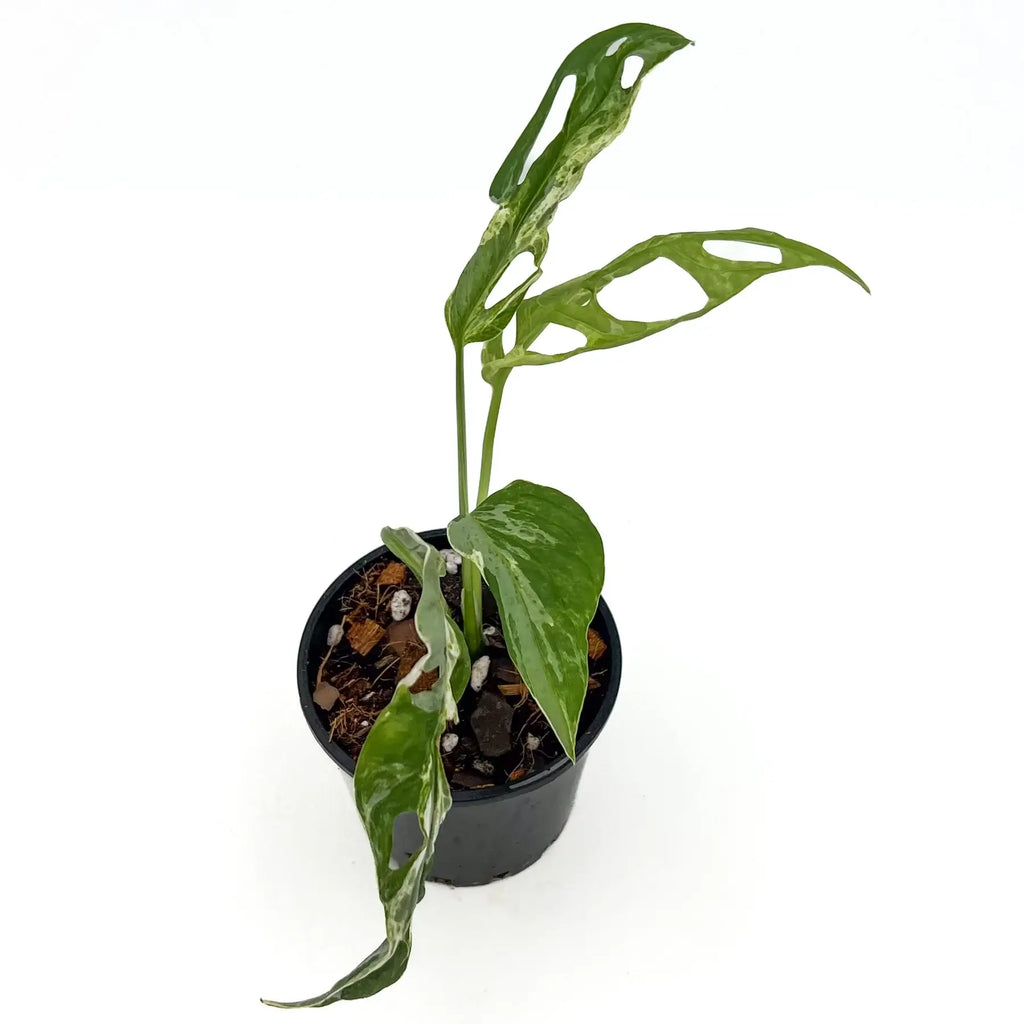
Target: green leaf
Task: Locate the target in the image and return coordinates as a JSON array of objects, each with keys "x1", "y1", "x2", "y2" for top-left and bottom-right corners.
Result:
[
  {"x1": 262, "y1": 531, "x2": 465, "y2": 1007},
  {"x1": 446, "y1": 24, "x2": 692, "y2": 349},
  {"x1": 378, "y1": 527, "x2": 472, "y2": 703},
  {"x1": 447, "y1": 481, "x2": 604, "y2": 760},
  {"x1": 483, "y1": 228, "x2": 869, "y2": 379}
]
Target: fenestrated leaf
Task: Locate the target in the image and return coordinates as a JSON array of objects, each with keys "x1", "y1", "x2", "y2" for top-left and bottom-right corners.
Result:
[
  {"x1": 482, "y1": 228, "x2": 869, "y2": 379},
  {"x1": 262, "y1": 531, "x2": 466, "y2": 1008},
  {"x1": 447, "y1": 481, "x2": 604, "y2": 760},
  {"x1": 446, "y1": 24, "x2": 692, "y2": 349}
]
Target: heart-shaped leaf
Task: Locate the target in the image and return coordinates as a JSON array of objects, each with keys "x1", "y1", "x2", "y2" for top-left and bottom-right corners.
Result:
[
  {"x1": 262, "y1": 531, "x2": 466, "y2": 1007},
  {"x1": 482, "y1": 228, "x2": 868, "y2": 379},
  {"x1": 447, "y1": 481, "x2": 604, "y2": 759}
]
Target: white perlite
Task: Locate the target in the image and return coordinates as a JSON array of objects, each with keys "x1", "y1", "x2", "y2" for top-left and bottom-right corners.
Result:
[
  {"x1": 525, "y1": 733, "x2": 541, "y2": 751},
  {"x1": 389, "y1": 589, "x2": 412, "y2": 621},
  {"x1": 439, "y1": 548, "x2": 462, "y2": 575},
  {"x1": 326, "y1": 623, "x2": 344, "y2": 646},
  {"x1": 469, "y1": 655, "x2": 491, "y2": 692},
  {"x1": 440, "y1": 732, "x2": 459, "y2": 754}
]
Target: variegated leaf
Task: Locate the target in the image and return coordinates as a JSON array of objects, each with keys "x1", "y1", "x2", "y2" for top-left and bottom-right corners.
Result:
[
  {"x1": 262, "y1": 532, "x2": 466, "y2": 1007},
  {"x1": 447, "y1": 481, "x2": 604, "y2": 760},
  {"x1": 483, "y1": 228, "x2": 869, "y2": 379},
  {"x1": 445, "y1": 23, "x2": 692, "y2": 349},
  {"x1": 378, "y1": 527, "x2": 471, "y2": 703}
]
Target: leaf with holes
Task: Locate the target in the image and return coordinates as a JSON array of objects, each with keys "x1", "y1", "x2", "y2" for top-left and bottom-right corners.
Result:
[
  {"x1": 262, "y1": 532, "x2": 465, "y2": 1007},
  {"x1": 480, "y1": 228, "x2": 869, "y2": 378},
  {"x1": 445, "y1": 23, "x2": 692, "y2": 349},
  {"x1": 447, "y1": 480, "x2": 604, "y2": 760}
]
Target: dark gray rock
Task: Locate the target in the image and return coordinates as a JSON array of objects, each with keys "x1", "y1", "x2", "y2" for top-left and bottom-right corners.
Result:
[{"x1": 470, "y1": 690, "x2": 514, "y2": 757}]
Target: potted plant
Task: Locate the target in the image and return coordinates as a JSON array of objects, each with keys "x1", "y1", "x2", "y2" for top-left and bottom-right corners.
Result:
[{"x1": 264, "y1": 22, "x2": 867, "y2": 1008}]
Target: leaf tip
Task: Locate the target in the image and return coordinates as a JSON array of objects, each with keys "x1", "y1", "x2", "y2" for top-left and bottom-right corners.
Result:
[
  {"x1": 557, "y1": 719, "x2": 579, "y2": 764},
  {"x1": 823, "y1": 251, "x2": 870, "y2": 296},
  {"x1": 845, "y1": 268, "x2": 871, "y2": 295}
]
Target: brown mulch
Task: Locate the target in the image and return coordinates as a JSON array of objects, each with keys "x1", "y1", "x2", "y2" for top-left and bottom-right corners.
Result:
[{"x1": 309, "y1": 557, "x2": 611, "y2": 791}]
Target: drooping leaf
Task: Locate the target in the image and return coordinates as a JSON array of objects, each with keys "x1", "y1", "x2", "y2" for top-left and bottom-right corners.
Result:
[
  {"x1": 447, "y1": 481, "x2": 604, "y2": 760},
  {"x1": 262, "y1": 532, "x2": 466, "y2": 1007},
  {"x1": 446, "y1": 24, "x2": 692, "y2": 349},
  {"x1": 481, "y1": 228, "x2": 868, "y2": 379}
]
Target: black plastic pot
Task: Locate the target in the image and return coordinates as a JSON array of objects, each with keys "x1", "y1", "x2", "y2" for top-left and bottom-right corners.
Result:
[{"x1": 298, "y1": 529, "x2": 621, "y2": 887}]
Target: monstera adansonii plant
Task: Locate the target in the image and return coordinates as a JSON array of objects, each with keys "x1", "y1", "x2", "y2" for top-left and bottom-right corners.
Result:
[{"x1": 264, "y1": 22, "x2": 867, "y2": 1007}]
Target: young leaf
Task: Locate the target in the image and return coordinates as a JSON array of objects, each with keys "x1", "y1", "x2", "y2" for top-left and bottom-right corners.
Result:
[
  {"x1": 447, "y1": 481, "x2": 604, "y2": 760},
  {"x1": 262, "y1": 532, "x2": 465, "y2": 1007},
  {"x1": 446, "y1": 23, "x2": 692, "y2": 349},
  {"x1": 483, "y1": 228, "x2": 869, "y2": 378},
  {"x1": 380, "y1": 527, "x2": 472, "y2": 703}
]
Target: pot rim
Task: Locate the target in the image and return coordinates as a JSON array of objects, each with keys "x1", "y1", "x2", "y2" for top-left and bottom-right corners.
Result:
[{"x1": 297, "y1": 528, "x2": 621, "y2": 804}]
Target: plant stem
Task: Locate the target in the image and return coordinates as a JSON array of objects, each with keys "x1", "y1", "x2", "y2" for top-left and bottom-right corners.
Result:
[
  {"x1": 459, "y1": 376, "x2": 507, "y2": 660},
  {"x1": 454, "y1": 343, "x2": 484, "y2": 656},
  {"x1": 461, "y1": 560, "x2": 484, "y2": 658},
  {"x1": 455, "y1": 345, "x2": 469, "y2": 517},
  {"x1": 476, "y1": 375, "x2": 506, "y2": 505}
]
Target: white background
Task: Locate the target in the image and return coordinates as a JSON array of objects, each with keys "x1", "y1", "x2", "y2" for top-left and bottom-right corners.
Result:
[{"x1": 2, "y1": 1, "x2": 1022, "y2": 1021}]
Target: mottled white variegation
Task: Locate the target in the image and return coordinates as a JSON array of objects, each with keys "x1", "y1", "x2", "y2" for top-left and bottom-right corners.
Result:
[
  {"x1": 268, "y1": 17, "x2": 869, "y2": 1008},
  {"x1": 448, "y1": 480, "x2": 604, "y2": 759},
  {"x1": 482, "y1": 227, "x2": 870, "y2": 380},
  {"x1": 262, "y1": 530, "x2": 468, "y2": 1007}
]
